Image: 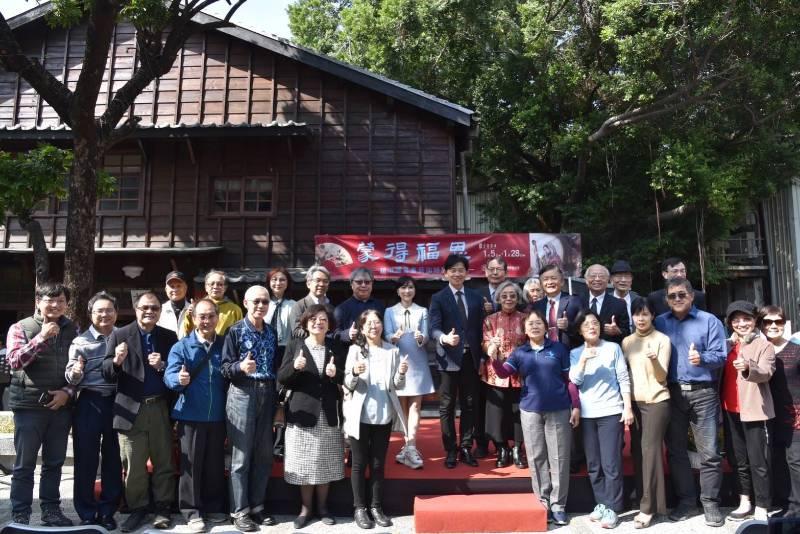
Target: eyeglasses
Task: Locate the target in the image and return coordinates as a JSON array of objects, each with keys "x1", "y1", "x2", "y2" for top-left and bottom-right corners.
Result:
[
  {"x1": 666, "y1": 292, "x2": 689, "y2": 301},
  {"x1": 249, "y1": 298, "x2": 270, "y2": 306},
  {"x1": 137, "y1": 305, "x2": 161, "y2": 312},
  {"x1": 353, "y1": 280, "x2": 372, "y2": 285},
  {"x1": 487, "y1": 267, "x2": 506, "y2": 273},
  {"x1": 586, "y1": 273, "x2": 607, "y2": 280},
  {"x1": 763, "y1": 318, "x2": 786, "y2": 326},
  {"x1": 40, "y1": 297, "x2": 67, "y2": 305}
]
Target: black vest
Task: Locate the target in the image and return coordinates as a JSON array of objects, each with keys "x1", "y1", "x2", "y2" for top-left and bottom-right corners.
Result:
[{"x1": 9, "y1": 315, "x2": 78, "y2": 410}]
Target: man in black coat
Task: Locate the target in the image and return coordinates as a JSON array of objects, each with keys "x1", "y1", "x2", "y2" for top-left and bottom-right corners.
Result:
[
  {"x1": 582, "y1": 264, "x2": 630, "y2": 345},
  {"x1": 102, "y1": 291, "x2": 177, "y2": 533},
  {"x1": 647, "y1": 257, "x2": 707, "y2": 316},
  {"x1": 532, "y1": 263, "x2": 584, "y2": 348}
]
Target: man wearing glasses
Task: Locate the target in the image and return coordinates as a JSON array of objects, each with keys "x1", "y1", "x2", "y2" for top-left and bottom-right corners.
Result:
[
  {"x1": 654, "y1": 278, "x2": 726, "y2": 527},
  {"x1": 289, "y1": 265, "x2": 336, "y2": 339},
  {"x1": 334, "y1": 268, "x2": 386, "y2": 346},
  {"x1": 102, "y1": 291, "x2": 178, "y2": 532},
  {"x1": 220, "y1": 285, "x2": 279, "y2": 532},
  {"x1": 647, "y1": 257, "x2": 707, "y2": 316},
  {"x1": 5, "y1": 282, "x2": 78, "y2": 527},
  {"x1": 607, "y1": 260, "x2": 640, "y2": 326},
  {"x1": 181, "y1": 270, "x2": 243, "y2": 337}
]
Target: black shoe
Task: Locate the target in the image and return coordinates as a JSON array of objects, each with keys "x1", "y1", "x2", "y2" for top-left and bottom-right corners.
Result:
[
  {"x1": 233, "y1": 515, "x2": 259, "y2": 532},
  {"x1": 354, "y1": 507, "x2": 375, "y2": 529},
  {"x1": 512, "y1": 445, "x2": 528, "y2": 468},
  {"x1": 495, "y1": 446, "x2": 511, "y2": 468},
  {"x1": 80, "y1": 518, "x2": 96, "y2": 526},
  {"x1": 703, "y1": 503, "x2": 724, "y2": 527},
  {"x1": 120, "y1": 509, "x2": 147, "y2": 533},
  {"x1": 474, "y1": 444, "x2": 490, "y2": 459},
  {"x1": 41, "y1": 507, "x2": 74, "y2": 527},
  {"x1": 319, "y1": 512, "x2": 335, "y2": 526},
  {"x1": 251, "y1": 511, "x2": 276, "y2": 526},
  {"x1": 669, "y1": 505, "x2": 696, "y2": 522},
  {"x1": 444, "y1": 449, "x2": 458, "y2": 469},
  {"x1": 370, "y1": 507, "x2": 392, "y2": 528},
  {"x1": 12, "y1": 513, "x2": 30, "y2": 525},
  {"x1": 459, "y1": 446, "x2": 479, "y2": 467},
  {"x1": 99, "y1": 514, "x2": 118, "y2": 531},
  {"x1": 293, "y1": 514, "x2": 310, "y2": 529}
]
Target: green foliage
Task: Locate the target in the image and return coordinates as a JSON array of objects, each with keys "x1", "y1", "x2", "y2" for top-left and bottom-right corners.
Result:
[
  {"x1": 290, "y1": 0, "x2": 800, "y2": 288},
  {"x1": 47, "y1": 0, "x2": 170, "y2": 31}
]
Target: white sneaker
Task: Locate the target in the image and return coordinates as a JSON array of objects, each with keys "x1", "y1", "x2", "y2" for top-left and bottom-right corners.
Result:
[
  {"x1": 395, "y1": 446, "x2": 406, "y2": 463},
  {"x1": 753, "y1": 507, "x2": 768, "y2": 521},
  {"x1": 401, "y1": 446, "x2": 424, "y2": 469}
]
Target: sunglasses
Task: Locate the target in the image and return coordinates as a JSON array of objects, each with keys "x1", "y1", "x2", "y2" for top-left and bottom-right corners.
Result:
[
  {"x1": 666, "y1": 291, "x2": 689, "y2": 301},
  {"x1": 249, "y1": 298, "x2": 270, "y2": 306},
  {"x1": 762, "y1": 319, "x2": 786, "y2": 327},
  {"x1": 353, "y1": 280, "x2": 372, "y2": 285}
]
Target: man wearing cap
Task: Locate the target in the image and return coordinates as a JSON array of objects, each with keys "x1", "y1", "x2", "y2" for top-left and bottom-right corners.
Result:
[
  {"x1": 607, "y1": 260, "x2": 640, "y2": 326},
  {"x1": 654, "y1": 277, "x2": 726, "y2": 527},
  {"x1": 648, "y1": 257, "x2": 707, "y2": 316},
  {"x1": 158, "y1": 270, "x2": 192, "y2": 339}
]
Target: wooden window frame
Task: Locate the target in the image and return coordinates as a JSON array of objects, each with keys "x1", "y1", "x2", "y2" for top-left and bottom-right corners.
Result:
[
  {"x1": 55, "y1": 151, "x2": 145, "y2": 216},
  {"x1": 210, "y1": 174, "x2": 277, "y2": 218}
]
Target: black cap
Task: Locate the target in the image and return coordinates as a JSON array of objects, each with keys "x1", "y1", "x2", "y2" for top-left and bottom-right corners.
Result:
[
  {"x1": 610, "y1": 260, "x2": 633, "y2": 275},
  {"x1": 726, "y1": 300, "x2": 757, "y2": 320},
  {"x1": 165, "y1": 270, "x2": 188, "y2": 285}
]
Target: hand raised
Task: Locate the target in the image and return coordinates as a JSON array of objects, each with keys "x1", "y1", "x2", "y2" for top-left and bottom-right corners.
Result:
[
  {"x1": 41, "y1": 321, "x2": 60, "y2": 340},
  {"x1": 113, "y1": 342, "x2": 128, "y2": 366},
  {"x1": 178, "y1": 364, "x2": 191, "y2": 386},
  {"x1": 325, "y1": 356, "x2": 337, "y2": 378},
  {"x1": 483, "y1": 297, "x2": 493, "y2": 314},
  {"x1": 603, "y1": 315, "x2": 621, "y2": 336},
  {"x1": 294, "y1": 351, "x2": 307, "y2": 371},
  {"x1": 688, "y1": 342, "x2": 701, "y2": 366},
  {"x1": 399, "y1": 355, "x2": 409, "y2": 375},
  {"x1": 240, "y1": 352, "x2": 257, "y2": 374},
  {"x1": 442, "y1": 328, "x2": 460, "y2": 347},
  {"x1": 353, "y1": 354, "x2": 367, "y2": 375},
  {"x1": 556, "y1": 311, "x2": 568, "y2": 330},
  {"x1": 148, "y1": 352, "x2": 162, "y2": 370}
]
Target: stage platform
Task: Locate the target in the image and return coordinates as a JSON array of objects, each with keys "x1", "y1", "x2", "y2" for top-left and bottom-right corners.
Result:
[{"x1": 264, "y1": 418, "x2": 740, "y2": 516}]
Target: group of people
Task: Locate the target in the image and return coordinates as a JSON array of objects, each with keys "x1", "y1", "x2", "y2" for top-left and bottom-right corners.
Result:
[{"x1": 4, "y1": 254, "x2": 800, "y2": 532}]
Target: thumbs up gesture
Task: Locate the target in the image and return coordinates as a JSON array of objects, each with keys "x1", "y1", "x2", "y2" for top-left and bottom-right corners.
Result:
[
  {"x1": 294, "y1": 351, "x2": 307, "y2": 371},
  {"x1": 148, "y1": 352, "x2": 163, "y2": 370},
  {"x1": 688, "y1": 342, "x2": 701, "y2": 366},
  {"x1": 353, "y1": 353, "x2": 368, "y2": 375},
  {"x1": 113, "y1": 342, "x2": 128, "y2": 366},
  {"x1": 645, "y1": 342, "x2": 658, "y2": 360},
  {"x1": 399, "y1": 355, "x2": 409, "y2": 375},
  {"x1": 348, "y1": 321, "x2": 358, "y2": 341},
  {"x1": 240, "y1": 351, "x2": 257, "y2": 374},
  {"x1": 604, "y1": 314, "x2": 621, "y2": 336},
  {"x1": 178, "y1": 364, "x2": 191, "y2": 386},
  {"x1": 732, "y1": 353, "x2": 749, "y2": 372},
  {"x1": 414, "y1": 329, "x2": 424, "y2": 345},
  {"x1": 556, "y1": 311, "x2": 568, "y2": 330},
  {"x1": 74, "y1": 355, "x2": 86, "y2": 373},
  {"x1": 442, "y1": 327, "x2": 460, "y2": 347},
  {"x1": 483, "y1": 297, "x2": 493, "y2": 314},
  {"x1": 325, "y1": 356, "x2": 337, "y2": 378},
  {"x1": 391, "y1": 325, "x2": 405, "y2": 344}
]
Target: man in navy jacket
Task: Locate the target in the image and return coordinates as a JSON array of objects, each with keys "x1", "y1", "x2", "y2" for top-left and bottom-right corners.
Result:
[{"x1": 429, "y1": 254, "x2": 485, "y2": 468}]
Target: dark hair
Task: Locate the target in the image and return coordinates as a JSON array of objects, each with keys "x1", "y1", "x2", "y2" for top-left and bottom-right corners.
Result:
[
  {"x1": 353, "y1": 309, "x2": 383, "y2": 358},
  {"x1": 395, "y1": 276, "x2": 415, "y2": 290},
  {"x1": 191, "y1": 298, "x2": 219, "y2": 316},
  {"x1": 35, "y1": 282, "x2": 70, "y2": 302},
  {"x1": 665, "y1": 277, "x2": 693, "y2": 293},
  {"x1": 630, "y1": 297, "x2": 655, "y2": 317},
  {"x1": 266, "y1": 267, "x2": 292, "y2": 297},
  {"x1": 298, "y1": 304, "x2": 336, "y2": 333},
  {"x1": 539, "y1": 263, "x2": 563, "y2": 278},
  {"x1": 661, "y1": 257, "x2": 684, "y2": 272},
  {"x1": 573, "y1": 308, "x2": 601, "y2": 333},
  {"x1": 87, "y1": 291, "x2": 117, "y2": 313},
  {"x1": 757, "y1": 305, "x2": 785, "y2": 327},
  {"x1": 525, "y1": 308, "x2": 548, "y2": 326},
  {"x1": 133, "y1": 291, "x2": 161, "y2": 308},
  {"x1": 444, "y1": 254, "x2": 469, "y2": 271},
  {"x1": 487, "y1": 257, "x2": 508, "y2": 270}
]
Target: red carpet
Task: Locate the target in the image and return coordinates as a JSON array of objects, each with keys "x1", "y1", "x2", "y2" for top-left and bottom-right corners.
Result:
[{"x1": 414, "y1": 493, "x2": 548, "y2": 533}]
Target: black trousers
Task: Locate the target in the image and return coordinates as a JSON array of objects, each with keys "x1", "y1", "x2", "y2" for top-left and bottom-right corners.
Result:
[
  {"x1": 177, "y1": 420, "x2": 227, "y2": 521},
  {"x1": 439, "y1": 351, "x2": 479, "y2": 452},
  {"x1": 723, "y1": 410, "x2": 772, "y2": 508},
  {"x1": 582, "y1": 414, "x2": 624, "y2": 512},
  {"x1": 350, "y1": 422, "x2": 392, "y2": 509},
  {"x1": 474, "y1": 380, "x2": 488, "y2": 449},
  {"x1": 484, "y1": 385, "x2": 522, "y2": 446}
]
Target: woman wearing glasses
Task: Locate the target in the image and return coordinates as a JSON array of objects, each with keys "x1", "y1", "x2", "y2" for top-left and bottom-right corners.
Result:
[
  {"x1": 721, "y1": 301, "x2": 775, "y2": 522},
  {"x1": 761, "y1": 306, "x2": 800, "y2": 517},
  {"x1": 481, "y1": 281, "x2": 528, "y2": 468}
]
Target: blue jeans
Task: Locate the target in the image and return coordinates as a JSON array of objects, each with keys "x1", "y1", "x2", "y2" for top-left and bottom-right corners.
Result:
[
  {"x1": 11, "y1": 408, "x2": 72, "y2": 516},
  {"x1": 226, "y1": 380, "x2": 275, "y2": 518},
  {"x1": 666, "y1": 384, "x2": 722, "y2": 507},
  {"x1": 73, "y1": 391, "x2": 122, "y2": 520}
]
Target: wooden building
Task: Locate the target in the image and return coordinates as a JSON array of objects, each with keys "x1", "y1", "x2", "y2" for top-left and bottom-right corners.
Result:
[{"x1": 0, "y1": 5, "x2": 475, "y2": 324}]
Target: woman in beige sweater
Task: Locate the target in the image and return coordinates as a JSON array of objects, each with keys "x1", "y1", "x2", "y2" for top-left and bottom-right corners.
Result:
[{"x1": 622, "y1": 298, "x2": 671, "y2": 529}]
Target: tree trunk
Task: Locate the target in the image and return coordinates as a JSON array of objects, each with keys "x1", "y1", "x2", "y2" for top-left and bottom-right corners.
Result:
[
  {"x1": 64, "y1": 139, "x2": 101, "y2": 330},
  {"x1": 21, "y1": 218, "x2": 50, "y2": 287}
]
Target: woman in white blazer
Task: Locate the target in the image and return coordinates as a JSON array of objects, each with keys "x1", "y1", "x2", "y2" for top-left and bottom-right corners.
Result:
[{"x1": 343, "y1": 309, "x2": 408, "y2": 529}]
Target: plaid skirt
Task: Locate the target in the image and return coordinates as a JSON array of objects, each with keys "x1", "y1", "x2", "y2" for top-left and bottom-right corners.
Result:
[{"x1": 284, "y1": 409, "x2": 345, "y2": 485}]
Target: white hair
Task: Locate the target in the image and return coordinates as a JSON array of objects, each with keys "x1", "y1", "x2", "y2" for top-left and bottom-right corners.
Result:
[{"x1": 244, "y1": 285, "x2": 269, "y2": 302}]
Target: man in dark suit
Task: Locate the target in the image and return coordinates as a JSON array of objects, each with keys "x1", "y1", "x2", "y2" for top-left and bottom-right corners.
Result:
[
  {"x1": 607, "y1": 260, "x2": 641, "y2": 326},
  {"x1": 532, "y1": 263, "x2": 583, "y2": 348},
  {"x1": 582, "y1": 264, "x2": 631, "y2": 345},
  {"x1": 102, "y1": 291, "x2": 178, "y2": 533},
  {"x1": 429, "y1": 254, "x2": 485, "y2": 468},
  {"x1": 288, "y1": 265, "x2": 335, "y2": 339},
  {"x1": 647, "y1": 257, "x2": 707, "y2": 316}
]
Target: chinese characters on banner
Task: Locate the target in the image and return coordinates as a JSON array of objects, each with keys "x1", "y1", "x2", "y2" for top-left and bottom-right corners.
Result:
[{"x1": 314, "y1": 234, "x2": 582, "y2": 280}]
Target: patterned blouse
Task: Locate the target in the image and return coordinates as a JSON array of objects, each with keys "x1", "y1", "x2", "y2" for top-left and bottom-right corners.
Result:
[{"x1": 481, "y1": 310, "x2": 526, "y2": 388}]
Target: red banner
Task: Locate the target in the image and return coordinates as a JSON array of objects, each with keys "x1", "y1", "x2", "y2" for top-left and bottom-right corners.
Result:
[{"x1": 314, "y1": 233, "x2": 582, "y2": 280}]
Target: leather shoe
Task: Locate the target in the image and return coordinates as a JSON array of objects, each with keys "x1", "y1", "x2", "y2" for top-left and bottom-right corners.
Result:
[
  {"x1": 495, "y1": 446, "x2": 510, "y2": 468},
  {"x1": 512, "y1": 445, "x2": 528, "y2": 468},
  {"x1": 98, "y1": 515, "x2": 118, "y2": 531},
  {"x1": 444, "y1": 449, "x2": 458, "y2": 469},
  {"x1": 370, "y1": 507, "x2": 392, "y2": 528},
  {"x1": 293, "y1": 514, "x2": 310, "y2": 529},
  {"x1": 120, "y1": 509, "x2": 147, "y2": 533},
  {"x1": 80, "y1": 519, "x2": 95, "y2": 526},
  {"x1": 459, "y1": 446, "x2": 479, "y2": 467},
  {"x1": 354, "y1": 507, "x2": 375, "y2": 529}
]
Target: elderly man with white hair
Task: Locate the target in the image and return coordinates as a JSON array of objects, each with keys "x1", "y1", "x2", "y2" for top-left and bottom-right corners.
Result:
[
  {"x1": 580, "y1": 264, "x2": 630, "y2": 345},
  {"x1": 220, "y1": 285, "x2": 279, "y2": 532}
]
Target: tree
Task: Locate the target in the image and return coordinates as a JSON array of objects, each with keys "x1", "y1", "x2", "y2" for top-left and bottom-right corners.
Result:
[
  {"x1": 0, "y1": 0, "x2": 249, "y2": 327},
  {"x1": 290, "y1": 0, "x2": 800, "y2": 287}
]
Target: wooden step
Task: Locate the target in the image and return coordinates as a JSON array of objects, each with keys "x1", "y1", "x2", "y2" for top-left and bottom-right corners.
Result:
[{"x1": 414, "y1": 493, "x2": 548, "y2": 533}]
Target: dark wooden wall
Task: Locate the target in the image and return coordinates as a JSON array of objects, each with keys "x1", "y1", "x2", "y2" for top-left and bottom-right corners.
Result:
[{"x1": 0, "y1": 19, "x2": 458, "y2": 267}]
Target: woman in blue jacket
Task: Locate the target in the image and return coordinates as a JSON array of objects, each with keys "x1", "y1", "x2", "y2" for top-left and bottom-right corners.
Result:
[{"x1": 164, "y1": 298, "x2": 228, "y2": 533}]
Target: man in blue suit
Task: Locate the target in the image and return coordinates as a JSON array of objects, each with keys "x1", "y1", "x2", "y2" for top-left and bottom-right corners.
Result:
[
  {"x1": 532, "y1": 264, "x2": 583, "y2": 348},
  {"x1": 429, "y1": 254, "x2": 485, "y2": 468}
]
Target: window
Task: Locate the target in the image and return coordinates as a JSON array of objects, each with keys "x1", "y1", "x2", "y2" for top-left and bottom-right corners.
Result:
[
  {"x1": 99, "y1": 153, "x2": 142, "y2": 212},
  {"x1": 212, "y1": 176, "x2": 274, "y2": 216}
]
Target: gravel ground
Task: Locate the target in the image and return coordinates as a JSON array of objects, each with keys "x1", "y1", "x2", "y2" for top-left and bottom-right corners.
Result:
[{"x1": 0, "y1": 465, "x2": 760, "y2": 533}]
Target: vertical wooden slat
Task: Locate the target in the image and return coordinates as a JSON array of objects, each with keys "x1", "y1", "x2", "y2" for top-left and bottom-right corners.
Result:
[
  {"x1": 270, "y1": 55, "x2": 277, "y2": 121},
  {"x1": 341, "y1": 86, "x2": 348, "y2": 230},
  {"x1": 217, "y1": 218, "x2": 222, "y2": 247},
  {"x1": 393, "y1": 110, "x2": 398, "y2": 230},
  {"x1": 316, "y1": 77, "x2": 324, "y2": 234},
  {"x1": 294, "y1": 63, "x2": 300, "y2": 122},
  {"x1": 1, "y1": 216, "x2": 8, "y2": 248},
  {"x1": 367, "y1": 101, "x2": 373, "y2": 234},
  {"x1": 34, "y1": 27, "x2": 48, "y2": 126},
  {"x1": 105, "y1": 24, "x2": 118, "y2": 111},
  {"x1": 198, "y1": 32, "x2": 208, "y2": 124},
  {"x1": 143, "y1": 141, "x2": 153, "y2": 247},
  {"x1": 417, "y1": 120, "x2": 424, "y2": 228},
  {"x1": 169, "y1": 143, "x2": 177, "y2": 247},
  {"x1": 173, "y1": 40, "x2": 185, "y2": 124},
  {"x1": 97, "y1": 215, "x2": 104, "y2": 248},
  {"x1": 193, "y1": 143, "x2": 201, "y2": 247},
  {"x1": 240, "y1": 217, "x2": 246, "y2": 269},
  {"x1": 58, "y1": 27, "x2": 70, "y2": 126},
  {"x1": 11, "y1": 73, "x2": 21, "y2": 125},
  {"x1": 246, "y1": 48, "x2": 253, "y2": 123},
  {"x1": 289, "y1": 138, "x2": 296, "y2": 265},
  {"x1": 222, "y1": 39, "x2": 231, "y2": 123},
  {"x1": 266, "y1": 215, "x2": 272, "y2": 266},
  {"x1": 122, "y1": 215, "x2": 128, "y2": 247},
  {"x1": 50, "y1": 215, "x2": 57, "y2": 248},
  {"x1": 449, "y1": 131, "x2": 456, "y2": 232}
]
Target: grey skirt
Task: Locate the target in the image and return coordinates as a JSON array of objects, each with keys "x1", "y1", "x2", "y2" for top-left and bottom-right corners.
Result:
[{"x1": 284, "y1": 409, "x2": 345, "y2": 485}]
